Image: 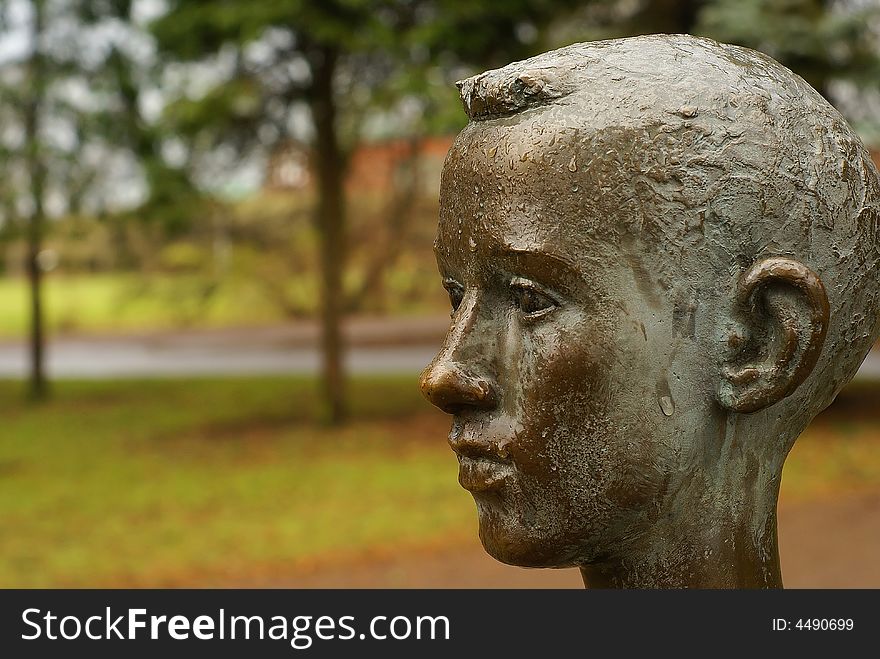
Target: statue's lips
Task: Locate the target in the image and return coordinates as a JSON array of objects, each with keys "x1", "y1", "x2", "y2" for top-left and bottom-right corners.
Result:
[
  {"x1": 457, "y1": 456, "x2": 514, "y2": 492},
  {"x1": 448, "y1": 419, "x2": 514, "y2": 491}
]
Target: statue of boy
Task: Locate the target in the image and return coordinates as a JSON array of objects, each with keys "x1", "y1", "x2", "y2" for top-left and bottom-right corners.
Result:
[{"x1": 419, "y1": 34, "x2": 880, "y2": 588}]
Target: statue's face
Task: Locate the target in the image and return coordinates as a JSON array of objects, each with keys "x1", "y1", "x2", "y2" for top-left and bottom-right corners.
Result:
[{"x1": 421, "y1": 115, "x2": 706, "y2": 567}]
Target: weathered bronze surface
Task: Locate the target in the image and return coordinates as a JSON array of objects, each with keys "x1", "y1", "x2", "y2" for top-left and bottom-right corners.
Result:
[{"x1": 419, "y1": 34, "x2": 880, "y2": 588}]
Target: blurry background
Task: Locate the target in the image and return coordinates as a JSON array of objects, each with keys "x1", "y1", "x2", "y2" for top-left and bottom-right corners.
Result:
[{"x1": 0, "y1": 0, "x2": 878, "y2": 588}]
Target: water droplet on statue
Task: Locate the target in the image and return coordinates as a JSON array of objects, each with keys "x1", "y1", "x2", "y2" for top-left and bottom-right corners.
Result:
[
  {"x1": 468, "y1": 236, "x2": 476, "y2": 251},
  {"x1": 488, "y1": 146, "x2": 498, "y2": 158},
  {"x1": 659, "y1": 396, "x2": 675, "y2": 416},
  {"x1": 568, "y1": 156, "x2": 577, "y2": 172}
]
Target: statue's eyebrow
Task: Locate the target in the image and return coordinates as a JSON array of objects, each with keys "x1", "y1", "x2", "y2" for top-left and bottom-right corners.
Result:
[{"x1": 490, "y1": 246, "x2": 585, "y2": 292}]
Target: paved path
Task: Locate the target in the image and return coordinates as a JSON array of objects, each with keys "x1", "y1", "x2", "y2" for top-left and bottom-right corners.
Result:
[
  {"x1": 1, "y1": 317, "x2": 880, "y2": 379},
  {"x1": 0, "y1": 318, "x2": 448, "y2": 378},
  {"x1": 0, "y1": 341, "x2": 440, "y2": 378}
]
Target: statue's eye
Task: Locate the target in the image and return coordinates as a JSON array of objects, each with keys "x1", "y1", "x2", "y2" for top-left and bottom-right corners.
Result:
[
  {"x1": 511, "y1": 278, "x2": 558, "y2": 319},
  {"x1": 443, "y1": 280, "x2": 465, "y2": 315}
]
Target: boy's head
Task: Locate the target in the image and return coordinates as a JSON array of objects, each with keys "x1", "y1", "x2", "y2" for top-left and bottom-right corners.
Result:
[{"x1": 420, "y1": 35, "x2": 880, "y2": 576}]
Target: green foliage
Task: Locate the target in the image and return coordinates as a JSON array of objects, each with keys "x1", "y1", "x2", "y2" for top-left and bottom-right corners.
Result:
[
  {"x1": 164, "y1": 77, "x2": 263, "y2": 138},
  {"x1": 148, "y1": 0, "x2": 590, "y2": 157},
  {"x1": 696, "y1": 0, "x2": 880, "y2": 95},
  {"x1": 0, "y1": 1, "x2": 151, "y2": 220},
  {"x1": 152, "y1": 0, "x2": 398, "y2": 57},
  {"x1": 413, "y1": 0, "x2": 588, "y2": 67},
  {"x1": 150, "y1": 0, "x2": 403, "y2": 148}
]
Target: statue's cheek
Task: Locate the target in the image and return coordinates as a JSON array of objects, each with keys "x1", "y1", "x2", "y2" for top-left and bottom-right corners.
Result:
[{"x1": 510, "y1": 325, "x2": 614, "y2": 463}]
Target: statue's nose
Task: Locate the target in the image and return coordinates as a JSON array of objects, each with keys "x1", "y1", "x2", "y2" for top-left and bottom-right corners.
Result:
[{"x1": 419, "y1": 360, "x2": 498, "y2": 415}]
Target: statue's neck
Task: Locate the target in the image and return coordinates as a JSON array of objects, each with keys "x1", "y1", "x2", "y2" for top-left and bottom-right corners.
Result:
[{"x1": 580, "y1": 475, "x2": 782, "y2": 589}]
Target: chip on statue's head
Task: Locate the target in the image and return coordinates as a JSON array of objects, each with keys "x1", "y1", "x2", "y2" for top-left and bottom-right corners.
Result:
[{"x1": 419, "y1": 34, "x2": 880, "y2": 588}]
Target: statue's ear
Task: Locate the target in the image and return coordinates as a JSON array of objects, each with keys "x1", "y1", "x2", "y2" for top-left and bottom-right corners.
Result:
[{"x1": 718, "y1": 257, "x2": 829, "y2": 413}]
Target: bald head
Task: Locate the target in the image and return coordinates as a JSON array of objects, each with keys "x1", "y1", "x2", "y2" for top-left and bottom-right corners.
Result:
[
  {"x1": 424, "y1": 35, "x2": 880, "y2": 585},
  {"x1": 447, "y1": 34, "x2": 880, "y2": 420}
]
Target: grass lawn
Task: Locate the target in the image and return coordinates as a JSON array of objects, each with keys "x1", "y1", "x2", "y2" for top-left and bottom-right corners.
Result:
[
  {"x1": 0, "y1": 376, "x2": 469, "y2": 587},
  {"x1": 0, "y1": 273, "x2": 289, "y2": 337},
  {"x1": 0, "y1": 376, "x2": 878, "y2": 587},
  {"x1": 0, "y1": 269, "x2": 448, "y2": 338}
]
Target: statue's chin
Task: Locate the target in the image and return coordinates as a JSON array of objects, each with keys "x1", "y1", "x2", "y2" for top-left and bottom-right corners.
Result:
[{"x1": 476, "y1": 516, "x2": 585, "y2": 569}]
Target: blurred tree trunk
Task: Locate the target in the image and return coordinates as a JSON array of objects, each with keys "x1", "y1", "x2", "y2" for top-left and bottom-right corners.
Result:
[
  {"x1": 309, "y1": 44, "x2": 347, "y2": 424},
  {"x1": 24, "y1": 0, "x2": 47, "y2": 401},
  {"x1": 147, "y1": 0, "x2": 609, "y2": 423}
]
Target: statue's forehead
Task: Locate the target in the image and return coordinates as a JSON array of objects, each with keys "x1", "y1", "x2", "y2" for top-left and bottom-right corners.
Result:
[
  {"x1": 446, "y1": 108, "x2": 599, "y2": 166},
  {"x1": 436, "y1": 151, "x2": 617, "y2": 293},
  {"x1": 438, "y1": 113, "x2": 630, "y2": 257}
]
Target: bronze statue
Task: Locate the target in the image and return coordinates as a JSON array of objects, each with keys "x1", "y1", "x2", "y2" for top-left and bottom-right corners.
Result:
[{"x1": 419, "y1": 34, "x2": 880, "y2": 588}]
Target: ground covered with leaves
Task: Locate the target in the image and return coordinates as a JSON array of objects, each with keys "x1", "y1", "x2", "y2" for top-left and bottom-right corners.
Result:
[{"x1": 0, "y1": 377, "x2": 877, "y2": 587}]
